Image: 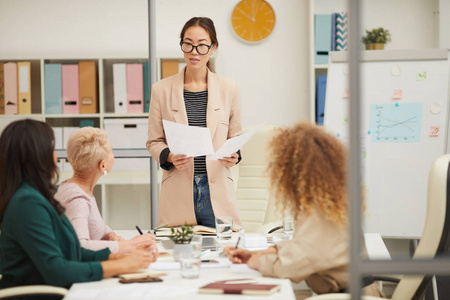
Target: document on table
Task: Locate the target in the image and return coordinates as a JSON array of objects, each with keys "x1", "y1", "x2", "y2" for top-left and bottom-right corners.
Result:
[
  {"x1": 207, "y1": 122, "x2": 266, "y2": 160},
  {"x1": 163, "y1": 120, "x2": 214, "y2": 157}
]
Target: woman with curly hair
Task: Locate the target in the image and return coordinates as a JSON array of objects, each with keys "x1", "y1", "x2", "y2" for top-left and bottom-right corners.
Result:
[{"x1": 224, "y1": 121, "x2": 384, "y2": 297}]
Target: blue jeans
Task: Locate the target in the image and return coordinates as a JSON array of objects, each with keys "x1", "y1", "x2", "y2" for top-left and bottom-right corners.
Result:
[{"x1": 193, "y1": 174, "x2": 216, "y2": 227}]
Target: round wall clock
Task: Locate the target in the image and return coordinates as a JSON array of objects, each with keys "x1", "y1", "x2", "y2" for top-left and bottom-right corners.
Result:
[{"x1": 231, "y1": 0, "x2": 276, "y2": 43}]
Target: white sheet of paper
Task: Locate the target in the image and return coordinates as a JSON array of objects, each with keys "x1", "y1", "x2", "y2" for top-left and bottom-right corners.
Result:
[
  {"x1": 207, "y1": 122, "x2": 265, "y2": 161},
  {"x1": 163, "y1": 120, "x2": 214, "y2": 157}
]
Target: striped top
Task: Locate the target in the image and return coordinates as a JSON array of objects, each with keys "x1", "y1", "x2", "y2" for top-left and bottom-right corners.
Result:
[{"x1": 184, "y1": 89, "x2": 208, "y2": 175}]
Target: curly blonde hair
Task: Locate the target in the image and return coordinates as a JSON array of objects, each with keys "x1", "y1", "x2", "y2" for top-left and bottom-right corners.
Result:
[
  {"x1": 66, "y1": 127, "x2": 111, "y2": 173},
  {"x1": 266, "y1": 121, "x2": 348, "y2": 225}
]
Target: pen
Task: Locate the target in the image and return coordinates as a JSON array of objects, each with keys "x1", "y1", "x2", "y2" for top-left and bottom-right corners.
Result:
[
  {"x1": 136, "y1": 225, "x2": 143, "y2": 235},
  {"x1": 235, "y1": 236, "x2": 241, "y2": 249}
]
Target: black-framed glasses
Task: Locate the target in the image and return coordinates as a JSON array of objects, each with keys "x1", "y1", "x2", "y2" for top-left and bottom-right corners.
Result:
[{"x1": 180, "y1": 42, "x2": 214, "y2": 55}]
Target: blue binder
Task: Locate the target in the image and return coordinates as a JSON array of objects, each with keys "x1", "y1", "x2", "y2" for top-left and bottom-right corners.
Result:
[
  {"x1": 144, "y1": 62, "x2": 150, "y2": 113},
  {"x1": 331, "y1": 13, "x2": 337, "y2": 51},
  {"x1": 314, "y1": 14, "x2": 333, "y2": 64},
  {"x1": 44, "y1": 64, "x2": 62, "y2": 114},
  {"x1": 316, "y1": 75, "x2": 327, "y2": 125}
]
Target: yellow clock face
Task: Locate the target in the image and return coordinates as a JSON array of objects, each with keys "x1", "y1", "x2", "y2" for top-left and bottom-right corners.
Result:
[{"x1": 231, "y1": 0, "x2": 276, "y2": 43}]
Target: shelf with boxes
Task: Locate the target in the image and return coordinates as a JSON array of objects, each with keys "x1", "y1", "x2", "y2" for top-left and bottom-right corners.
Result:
[{"x1": 0, "y1": 57, "x2": 153, "y2": 230}]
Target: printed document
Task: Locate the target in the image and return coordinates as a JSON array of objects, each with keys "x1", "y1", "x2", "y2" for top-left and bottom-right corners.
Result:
[{"x1": 163, "y1": 120, "x2": 214, "y2": 157}]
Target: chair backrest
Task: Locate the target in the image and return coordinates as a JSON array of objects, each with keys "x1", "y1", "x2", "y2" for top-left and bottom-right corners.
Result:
[
  {"x1": 235, "y1": 125, "x2": 281, "y2": 232},
  {"x1": 392, "y1": 154, "x2": 450, "y2": 300}
]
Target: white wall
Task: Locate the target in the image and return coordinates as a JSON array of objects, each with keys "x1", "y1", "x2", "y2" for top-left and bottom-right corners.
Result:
[{"x1": 0, "y1": 0, "x2": 308, "y2": 127}]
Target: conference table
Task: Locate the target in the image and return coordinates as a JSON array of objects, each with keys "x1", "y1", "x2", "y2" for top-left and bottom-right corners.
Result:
[
  {"x1": 63, "y1": 231, "x2": 296, "y2": 300},
  {"x1": 63, "y1": 231, "x2": 390, "y2": 300}
]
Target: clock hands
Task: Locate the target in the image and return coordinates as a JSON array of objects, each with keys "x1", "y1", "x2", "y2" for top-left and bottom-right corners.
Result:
[{"x1": 236, "y1": 7, "x2": 255, "y2": 22}]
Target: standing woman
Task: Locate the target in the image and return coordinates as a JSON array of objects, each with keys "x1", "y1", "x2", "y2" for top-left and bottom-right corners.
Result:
[
  {"x1": 147, "y1": 17, "x2": 242, "y2": 228},
  {"x1": 0, "y1": 120, "x2": 157, "y2": 290}
]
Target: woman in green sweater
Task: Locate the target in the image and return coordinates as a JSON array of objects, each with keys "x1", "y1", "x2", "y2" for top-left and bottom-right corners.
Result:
[{"x1": 0, "y1": 119, "x2": 158, "y2": 291}]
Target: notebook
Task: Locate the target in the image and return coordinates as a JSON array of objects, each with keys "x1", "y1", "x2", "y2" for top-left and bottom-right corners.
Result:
[
  {"x1": 199, "y1": 279, "x2": 280, "y2": 295},
  {"x1": 161, "y1": 236, "x2": 217, "y2": 251},
  {"x1": 155, "y1": 225, "x2": 216, "y2": 237}
]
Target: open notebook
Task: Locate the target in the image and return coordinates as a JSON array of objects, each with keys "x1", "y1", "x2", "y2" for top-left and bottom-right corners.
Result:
[{"x1": 155, "y1": 225, "x2": 216, "y2": 237}]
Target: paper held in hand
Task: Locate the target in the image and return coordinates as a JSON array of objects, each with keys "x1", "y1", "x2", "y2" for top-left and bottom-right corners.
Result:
[
  {"x1": 162, "y1": 119, "x2": 265, "y2": 159},
  {"x1": 163, "y1": 120, "x2": 214, "y2": 157}
]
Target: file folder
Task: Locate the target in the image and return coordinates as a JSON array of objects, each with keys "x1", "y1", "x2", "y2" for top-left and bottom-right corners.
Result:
[
  {"x1": 126, "y1": 63, "x2": 144, "y2": 114},
  {"x1": 78, "y1": 61, "x2": 98, "y2": 114},
  {"x1": 44, "y1": 64, "x2": 62, "y2": 114},
  {"x1": 0, "y1": 63, "x2": 4, "y2": 114},
  {"x1": 4, "y1": 62, "x2": 18, "y2": 115},
  {"x1": 144, "y1": 61, "x2": 150, "y2": 113},
  {"x1": 161, "y1": 60, "x2": 179, "y2": 79},
  {"x1": 62, "y1": 64, "x2": 79, "y2": 114},
  {"x1": 316, "y1": 75, "x2": 327, "y2": 125},
  {"x1": 113, "y1": 63, "x2": 127, "y2": 114},
  {"x1": 17, "y1": 61, "x2": 31, "y2": 114},
  {"x1": 314, "y1": 14, "x2": 332, "y2": 64}
]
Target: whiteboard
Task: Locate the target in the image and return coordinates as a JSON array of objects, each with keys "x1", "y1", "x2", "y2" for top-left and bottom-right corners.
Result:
[{"x1": 323, "y1": 49, "x2": 450, "y2": 238}]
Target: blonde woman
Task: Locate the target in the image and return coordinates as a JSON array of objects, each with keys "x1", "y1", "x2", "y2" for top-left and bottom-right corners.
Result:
[
  {"x1": 225, "y1": 122, "x2": 384, "y2": 297},
  {"x1": 55, "y1": 127, "x2": 155, "y2": 254}
]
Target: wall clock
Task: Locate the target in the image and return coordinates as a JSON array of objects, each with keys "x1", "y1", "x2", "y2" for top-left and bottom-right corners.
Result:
[{"x1": 231, "y1": 0, "x2": 276, "y2": 43}]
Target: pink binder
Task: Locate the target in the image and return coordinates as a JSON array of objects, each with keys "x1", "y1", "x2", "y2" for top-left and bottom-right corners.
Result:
[
  {"x1": 62, "y1": 65, "x2": 79, "y2": 114},
  {"x1": 126, "y1": 64, "x2": 144, "y2": 114},
  {"x1": 4, "y1": 62, "x2": 18, "y2": 115}
]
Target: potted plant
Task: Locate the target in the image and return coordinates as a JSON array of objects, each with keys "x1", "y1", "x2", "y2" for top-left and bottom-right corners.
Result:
[
  {"x1": 361, "y1": 27, "x2": 391, "y2": 50},
  {"x1": 170, "y1": 224, "x2": 194, "y2": 261}
]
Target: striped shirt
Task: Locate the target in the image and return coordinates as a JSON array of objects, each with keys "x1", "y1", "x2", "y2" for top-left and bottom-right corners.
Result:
[{"x1": 184, "y1": 89, "x2": 208, "y2": 175}]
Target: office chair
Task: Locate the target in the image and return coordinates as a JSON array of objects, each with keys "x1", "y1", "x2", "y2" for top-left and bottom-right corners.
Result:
[
  {"x1": 0, "y1": 284, "x2": 68, "y2": 299},
  {"x1": 305, "y1": 153, "x2": 450, "y2": 300}
]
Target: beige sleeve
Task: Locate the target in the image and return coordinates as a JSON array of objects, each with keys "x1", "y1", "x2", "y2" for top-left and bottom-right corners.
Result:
[{"x1": 146, "y1": 83, "x2": 168, "y2": 163}]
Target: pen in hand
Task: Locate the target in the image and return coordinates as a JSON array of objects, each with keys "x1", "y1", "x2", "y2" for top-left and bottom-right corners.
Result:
[
  {"x1": 136, "y1": 225, "x2": 143, "y2": 235},
  {"x1": 235, "y1": 236, "x2": 241, "y2": 249}
]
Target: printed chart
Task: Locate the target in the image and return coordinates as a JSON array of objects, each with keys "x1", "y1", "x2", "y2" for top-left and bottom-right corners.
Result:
[{"x1": 370, "y1": 103, "x2": 423, "y2": 142}]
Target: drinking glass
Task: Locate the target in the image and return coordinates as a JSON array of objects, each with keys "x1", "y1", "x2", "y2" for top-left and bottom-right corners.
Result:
[
  {"x1": 215, "y1": 216, "x2": 233, "y2": 240},
  {"x1": 180, "y1": 238, "x2": 202, "y2": 279}
]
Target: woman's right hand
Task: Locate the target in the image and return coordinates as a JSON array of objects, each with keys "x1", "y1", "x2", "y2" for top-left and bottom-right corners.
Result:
[
  {"x1": 118, "y1": 234, "x2": 156, "y2": 253},
  {"x1": 167, "y1": 153, "x2": 192, "y2": 170},
  {"x1": 119, "y1": 243, "x2": 155, "y2": 272},
  {"x1": 223, "y1": 247, "x2": 253, "y2": 264}
]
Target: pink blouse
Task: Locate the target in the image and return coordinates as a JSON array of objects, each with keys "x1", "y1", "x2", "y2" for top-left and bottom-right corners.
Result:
[{"x1": 55, "y1": 181, "x2": 119, "y2": 253}]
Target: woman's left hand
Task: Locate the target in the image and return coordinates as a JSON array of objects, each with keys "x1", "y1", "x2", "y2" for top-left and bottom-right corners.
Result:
[{"x1": 219, "y1": 153, "x2": 239, "y2": 167}]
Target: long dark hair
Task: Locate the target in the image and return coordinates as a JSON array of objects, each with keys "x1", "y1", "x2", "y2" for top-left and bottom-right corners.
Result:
[
  {"x1": 180, "y1": 17, "x2": 218, "y2": 72},
  {"x1": 0, "y1": 119, "x2": 64, "y2": 224}
]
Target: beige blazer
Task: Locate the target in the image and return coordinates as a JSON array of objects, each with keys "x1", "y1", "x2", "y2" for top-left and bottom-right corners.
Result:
[
  {"x1": 258, "y1": 205, "x2": 384, "y2": 297},
  {"x1": 146, "y1": 68, "x2": 243, "y2": 228}
]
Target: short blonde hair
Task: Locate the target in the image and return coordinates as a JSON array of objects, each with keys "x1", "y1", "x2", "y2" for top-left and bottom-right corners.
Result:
[{"x1": 67, "y1": 127, "x2": 111, "y2": 173}]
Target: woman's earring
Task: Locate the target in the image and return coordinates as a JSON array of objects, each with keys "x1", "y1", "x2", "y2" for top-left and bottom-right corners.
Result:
[{"x1": 103, "y1": 170, "x2": 107, "y2": 176}]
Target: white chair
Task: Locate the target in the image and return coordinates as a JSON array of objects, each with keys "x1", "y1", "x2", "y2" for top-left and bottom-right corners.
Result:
[
  {"x1": 235, "y1": 125, "x2": 282, "y2": 232},
  {"x1": 305, "y1": 154, "x2": 450, "y2": 300},
  {"x1": 0, "y1": 284, "x2": 67, "y2": 299}
]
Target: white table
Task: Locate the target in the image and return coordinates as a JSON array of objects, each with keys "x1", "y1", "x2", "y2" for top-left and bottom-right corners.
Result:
[{"x1": 64, "y1": 231, "x2": 295, "y2": 300}]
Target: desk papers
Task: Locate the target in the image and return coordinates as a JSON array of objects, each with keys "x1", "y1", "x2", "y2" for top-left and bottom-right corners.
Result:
[{"x1": 163, "y1": 120, "x2": 214, "y2": 157}]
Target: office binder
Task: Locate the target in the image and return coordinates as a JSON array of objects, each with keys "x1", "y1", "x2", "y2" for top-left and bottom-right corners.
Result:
[
  {"x1": 126, "y1": 63, "x2": 144, "y2": 114},
  {"x1": 4, "y1": 62, "x2": 18, "y2": 115},
  {"x1": 144, "y1": 61, "x2": 150, "y2": 113},
  {"x1": 161, "y1": 60, "x2": 179, "y2": 79},
  {"x1": 331, "y1": 13, "x2": 337, "y2": 51},
  {"x1": 316, "y1": 75, "x2": 327, "y2": 125},
  {"x1": 336, "y1": 12, "x2": 348, "y2": 51},
  {"x1": 78, "y1": 61, "x2": 98, "y2": 114},
  {"x1": 44, "y1": 64, "x2": 62, "y2": 114},
  {"x1": 0, "y1": 63, "x2": 4, "y2": 114},
  {"x1": 113, "y1": 63, "x2": 127, "y2": 114},
  {"x1": 17, "y1": 61, "x2": 31, "y2": 114},
  {"x1": 314, "y1": 14, "x2": 332, "y2": 64},
  {"x1": 62, "y1": 64, "x2": 79, "y2": 114}
]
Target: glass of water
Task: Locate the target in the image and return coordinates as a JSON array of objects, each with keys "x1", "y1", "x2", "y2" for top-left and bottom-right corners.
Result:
[
  {"x1": 180, "y1": 237, "x2": 202, "y2": 279},
  {"x1": 283, "y1": 215, "x2": 295, "y2": 239},
  {"x1": 215, "y1": 216, "x2": 233, "y2": 240}
]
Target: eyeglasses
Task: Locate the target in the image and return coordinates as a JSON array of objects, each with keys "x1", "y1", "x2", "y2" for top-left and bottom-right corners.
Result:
[{"x1": 180, "y1": 42, "x2": 214, "y2": 55}]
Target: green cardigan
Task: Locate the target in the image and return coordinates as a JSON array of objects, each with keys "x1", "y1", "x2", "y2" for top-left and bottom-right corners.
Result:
[{"x1": 0, "y1": 181, "x2": 110, "y2": 289}]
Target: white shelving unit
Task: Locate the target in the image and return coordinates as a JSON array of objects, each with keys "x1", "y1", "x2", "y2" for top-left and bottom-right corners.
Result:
[{"x1": 0, "y1": 57, "x2": 152, "y2": 230}]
